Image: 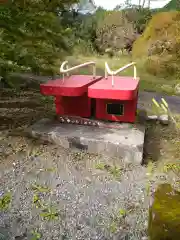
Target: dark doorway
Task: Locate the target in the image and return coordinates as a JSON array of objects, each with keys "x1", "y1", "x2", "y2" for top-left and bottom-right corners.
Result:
[
  {"x1": 91, "y1": 98, "x2": 96, "y2": 118},
  {"x1": 106, "y1": 103, "x2": 124, "y2": 116}
]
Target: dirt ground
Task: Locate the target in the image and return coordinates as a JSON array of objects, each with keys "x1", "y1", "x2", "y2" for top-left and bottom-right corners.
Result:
[{"x1": 0, "y1": 88, "x2": 179, "y2": 240}]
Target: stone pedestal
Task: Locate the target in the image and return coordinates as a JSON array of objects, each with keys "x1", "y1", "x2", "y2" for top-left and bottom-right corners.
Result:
[{"x1": 27, "y1": 118, "x2": 145, "y2": 164}]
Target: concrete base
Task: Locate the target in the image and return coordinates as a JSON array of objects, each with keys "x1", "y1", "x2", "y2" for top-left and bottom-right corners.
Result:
[{"x1": 27, "y1": 118, "x2": 145, "y2": 164}]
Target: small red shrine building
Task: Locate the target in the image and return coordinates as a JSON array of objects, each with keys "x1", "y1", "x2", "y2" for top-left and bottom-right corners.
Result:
[{"x1": 40, "y1": 60, "x2": 139, "y2": 123}]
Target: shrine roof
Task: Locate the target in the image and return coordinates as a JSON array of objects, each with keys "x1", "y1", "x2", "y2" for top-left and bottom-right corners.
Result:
[
  {"x1": 88, "y1": 76, "x2": 139, "y2": 100},
  {"x1": 40, "y1": 75, "x2": 102, "y2": 96}
]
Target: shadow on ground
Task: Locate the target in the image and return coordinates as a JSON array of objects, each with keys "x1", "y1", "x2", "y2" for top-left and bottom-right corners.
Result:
[
  {"x1": 0, "y1": 88, "x2": 54, "y2": 131},
  {"x1": 143, "y1": 122, "x2": 161, "y2": 165}
]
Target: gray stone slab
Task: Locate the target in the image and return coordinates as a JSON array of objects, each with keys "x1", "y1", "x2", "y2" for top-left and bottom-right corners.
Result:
[{"x1": 26, "y1": 118, "x2": 145, "y2": 164}]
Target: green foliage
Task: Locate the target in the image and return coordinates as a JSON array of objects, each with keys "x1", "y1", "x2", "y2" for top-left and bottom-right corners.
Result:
[
  {"x1": 109, "y1": 208, "x2": 127, "y2": 233},
  {"x1": 31, "y1": 183, "x2": 51, "y2": 193},
  {"x1": 60, "y1": 1, "x2": 100, "y2": 54},
  {"x1": 109, "y1": 221, "x2": 117, "y2": 233},
  {"x1": 40, "y1": 96, "x2": 54, "y2": 105},
  {"x1": 95, "y1": 163, "x2": 122, "y2": 179},
  {"x1": 148, "y1": 183, "x2": 180, "y2": 240},
  {"x1": 33, "y1": 194, "x2": 44, "y2": 209},
  {"x1": 30, "y1": 181, "x2": 60, "y2": 222},
  {"x1": 31, "y1": 230, "x2": 42, "y2": 240},
  {"x1": 108, "y1": 165, "x2": 122, "y2": 179},
  {"x1": 40, "y1": 207, "x2": 59, "y2": 221},
  {"x1": 123, "y1": 7, "x2": 152, "y2": 34},
  {"x1": 163, "y1": 162, "x2": 180, "y2": 176},
  {"x1": 118, "y1": 208, "x2": 127, "y2": 217},
  {"x1": 69, "y1": 7, "x2": 109, "y2": 54},
  {"x1": 0, "y1": 192, "x2": 11, "y2": 210},
  {"x1": 95, "y1": 163, "x2": 106, "y2": 170},
  {"x1": 0, "y1": 0, "x2": 78, "y2": 78}
]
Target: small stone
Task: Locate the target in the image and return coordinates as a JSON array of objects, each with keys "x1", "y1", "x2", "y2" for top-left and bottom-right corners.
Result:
[
  {"x1": 147, "y1": 115, "x2": 158, "y2": 121},
  {"x1": 85, "y1": 177, "x2": 91, "y2": 183},
  {"x1": 141, "y1": 237, "x2": 148, "y2": 240},
  {"x1": 134, "y1": 202, "x2": 140, "y2": 208},
  {"x1": 158, "y1": 114, "x2": 169, "y2": 125}
]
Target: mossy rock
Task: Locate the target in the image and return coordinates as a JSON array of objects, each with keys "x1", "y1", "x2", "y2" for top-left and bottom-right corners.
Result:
[
  {"x1": 132, "y1": 11, "x2": 180, "y2": 58},
  {"x1": 148, "y1": 183, "x2": 180, "y2": 240}
]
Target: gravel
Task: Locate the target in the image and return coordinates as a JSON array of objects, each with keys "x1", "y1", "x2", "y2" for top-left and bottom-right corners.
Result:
[
  {"x1": 0, "y1": 135, "x2": 149, "y2": 240},
  {"x1": 1, "y1": 83, "x2": 180, "y2": 240}
]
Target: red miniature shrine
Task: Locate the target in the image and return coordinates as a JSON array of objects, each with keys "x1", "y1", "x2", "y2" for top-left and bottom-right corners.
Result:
[
  {"x1": 40, "y1": 61, "x2": 102, "y2": 118},
  {"x1": 88, "y1": 62, "x2": 139, "y2": 123},
  {"x1": 40, "y1": 60, "x2": 139, "y2": 124}
]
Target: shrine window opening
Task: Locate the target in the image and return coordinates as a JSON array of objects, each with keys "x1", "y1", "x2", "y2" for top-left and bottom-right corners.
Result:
[{"x1": 106, "y1": 103, "x2": 124, "y2": 116}]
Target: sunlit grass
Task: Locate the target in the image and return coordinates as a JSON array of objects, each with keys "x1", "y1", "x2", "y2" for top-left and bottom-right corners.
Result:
[{"x1": 66, "y1": 54, "x2": 178, "y2": 95}]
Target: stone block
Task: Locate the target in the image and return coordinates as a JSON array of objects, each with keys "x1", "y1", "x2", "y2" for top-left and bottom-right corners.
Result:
[{"x1": 27, "y1": 118, "x2": 145, "y2": 164}]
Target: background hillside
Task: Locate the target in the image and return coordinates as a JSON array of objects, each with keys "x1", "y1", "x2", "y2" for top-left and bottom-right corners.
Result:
[
  {"x1": 0, "y1": 0, "x2": 179, "y2": 91},
  {"x1": 163, "y1": 0, "x2": 180, "y2": 10}
]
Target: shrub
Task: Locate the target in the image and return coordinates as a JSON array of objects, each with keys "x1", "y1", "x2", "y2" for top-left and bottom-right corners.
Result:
[
  {"x1": 123, "y1": 7, "x2": 152, "y2": 34},
  {"x1": 132, "y1": 11, "x2": 180, "y2": 76},
  {"x1": 145, "y1": 55, "x2": 179, "y2": 77},
  {"x1": 132, "y1": 11, "x2": 180, "y2": 57},
  {"x1": 0, "y1": 0, "x2": 78, "y2": 79}
]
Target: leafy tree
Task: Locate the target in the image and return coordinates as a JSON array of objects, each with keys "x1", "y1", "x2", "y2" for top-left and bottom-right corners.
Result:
[
  {"x1": 0, "y1": 0, "x2": 78, "y2": 82},
  {"x1": 123, "y1": 7, "x2": 152, "y2": 34},
  {"x1": 61, "y1": 3, "x2": 104, "y2": 54}
]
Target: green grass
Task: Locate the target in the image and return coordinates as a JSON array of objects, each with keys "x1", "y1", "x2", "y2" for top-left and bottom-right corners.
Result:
[
  {"x1": 31, "y1": 230, "x2": 42, "y2": 240},
  {"x1": 40, "y1": 207, "x2": 59, "y2": 221},
  {"x1": 0, "y1": 192, "x2": 11, "y2": 210},
  {"x1": 31, "y1": 183, "x2": 51, "y2": 193},
  {"x1": 95, "y1": 162, "x2": 122, "y2": 180},
  {"x1": 66, "y1": 54, "x2": 179, "y2": 95},
  {"x1": 6, "y1": 53, "x2": 179, "y2": 95}
]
